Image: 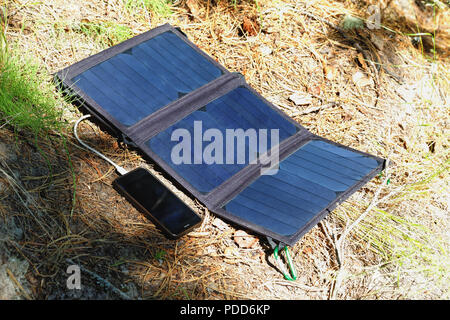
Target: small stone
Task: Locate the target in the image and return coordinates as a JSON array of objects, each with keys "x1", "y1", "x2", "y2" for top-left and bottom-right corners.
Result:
[
  {"x1": 289, "y1": 92, "x2": 313, "y2": 106},
  {"x1": 259, "y1": 45, "x2": 273, "y2": 56},
  {"x1": 0, "y1": 257, "x2": 30, "y2": 300},
  {"x1": 224, "y1": 246, "x2": 237, "y2": 256},
  {"x1": 370, "y1": 33, "x2": 385, "y2": 51},
  {"x1": 0, "y1": 142, "x2": 17, "y2": 162},
  {"x1": 352, "y1": 71, "x2": 374, "y2": 87},
  {"x1": 13, "y1": 227, "x2": 23, "y2": 241},
  {"x1": 234, "y1": 230, "x2": 258, "y2": 248},
  {"x1": 395, "y1": 84, "x2": 417, "y2": 103},
  {"x1": 212, "y1": 218, "x2": 229, "y2": 231},
  {"x1": 126, "y1": 283, "x2": 139, "y2": 299}
]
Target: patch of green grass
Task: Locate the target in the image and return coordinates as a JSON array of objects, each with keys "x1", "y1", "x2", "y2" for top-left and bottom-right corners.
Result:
[
  {"x1": 73, "y1": 21, "x2": 133, "y2": 47},
  {"x1": 123, "y1": 0, "x2": 173, "y2": 17},
  {"x1": 0, "y1": 22, "x2": 77, "y2": 219},
  {"x1": 0, "y1": 27, "x2": 64, "y2": 136},
  {"x1": 154, "y1": 249, "x2": 166, "y2": 261},
  {"x1": 340, "y1": 15, "x2": 365, "y2": 31}
]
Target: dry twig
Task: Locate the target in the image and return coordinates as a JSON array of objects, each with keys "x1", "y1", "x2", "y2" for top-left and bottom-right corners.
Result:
[{"x1": 66, "y1": 258, "x2": 134, "y2": 300}]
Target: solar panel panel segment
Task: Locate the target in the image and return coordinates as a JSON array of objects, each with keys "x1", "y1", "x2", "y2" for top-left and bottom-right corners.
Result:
[
  {"x1": 147, "y1": 86, "x2": 299, "y2": 193},
  {"x1": 72, "y1": 31, "x2": 223, "y2": 126},
  {"x1": 223, "y1": 140, "x2": 381, "y2": 237}
]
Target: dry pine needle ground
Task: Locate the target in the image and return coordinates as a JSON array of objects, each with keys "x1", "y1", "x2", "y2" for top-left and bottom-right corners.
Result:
[{"x1": 0, "y1": 0, "x2": 448, "y2": 299}]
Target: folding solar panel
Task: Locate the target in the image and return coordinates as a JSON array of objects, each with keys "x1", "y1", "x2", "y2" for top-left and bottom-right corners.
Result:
[{"x1": 56, "y1": 24, "x2": 385, "y2": 245}]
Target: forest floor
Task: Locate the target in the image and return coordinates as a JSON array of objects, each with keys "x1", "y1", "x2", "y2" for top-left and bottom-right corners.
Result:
[{"x1": 0, "y1": 0, "x2": 448, "y2": 299}]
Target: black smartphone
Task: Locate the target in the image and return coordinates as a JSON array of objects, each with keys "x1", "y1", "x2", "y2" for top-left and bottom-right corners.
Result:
[{"x1": 113, "y1": 168, "x2": 202, "y2": 238}]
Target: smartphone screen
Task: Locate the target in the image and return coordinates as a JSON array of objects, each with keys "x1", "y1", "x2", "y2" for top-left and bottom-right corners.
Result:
[{"x1": 113, "y1": 168, "x2": 202, "y2": 238}]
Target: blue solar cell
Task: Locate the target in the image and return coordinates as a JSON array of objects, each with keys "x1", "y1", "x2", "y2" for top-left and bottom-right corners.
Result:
[
  {"x1": 223, "y1": 140, "x2": 380, "y2": 236},
  {"x1": 72, "y1": 31, "x2": 223, "y2": 126},
  {"x1": 147, "y1": 86, "x2": 299, "y2": 193}
]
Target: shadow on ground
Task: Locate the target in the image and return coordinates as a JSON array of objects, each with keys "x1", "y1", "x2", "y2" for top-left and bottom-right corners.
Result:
[{"x1": 0, "y1": 117, "x2": 286, "y2": 300}]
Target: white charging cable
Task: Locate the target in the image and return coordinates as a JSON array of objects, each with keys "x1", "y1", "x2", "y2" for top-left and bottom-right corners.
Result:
[{"x1": 73, "y1": 115, "x2": 128, "y2": 175}]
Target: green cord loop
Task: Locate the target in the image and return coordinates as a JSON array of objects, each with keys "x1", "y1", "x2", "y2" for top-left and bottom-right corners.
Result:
[{"x1": 273, "y1": 244, "x2": 297, "y2": 281}]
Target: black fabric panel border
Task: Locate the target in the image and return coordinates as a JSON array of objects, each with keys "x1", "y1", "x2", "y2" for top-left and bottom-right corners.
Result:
[
  {"x1": 205, "y1": 130, "x2": 313, "y2": 206},
  {"x1": 129, "y1": 72, "x2": 244, "y2": 144},
  {"x1": 56, "y1": 23, "x2": 228, "y2": 82},
  {"x1": 129, "y1": 74, "x2": 310, "y2": 145}
]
